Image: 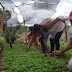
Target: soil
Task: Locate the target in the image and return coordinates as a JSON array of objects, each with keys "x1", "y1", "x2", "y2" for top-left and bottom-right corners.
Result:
[{"x1": 0, "y1": 46, "x2": 8, "y2": 71}]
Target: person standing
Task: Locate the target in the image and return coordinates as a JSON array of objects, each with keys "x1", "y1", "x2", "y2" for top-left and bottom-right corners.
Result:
[{"x1": 53, "y1": 11, "x2": 72, "y2": 72}]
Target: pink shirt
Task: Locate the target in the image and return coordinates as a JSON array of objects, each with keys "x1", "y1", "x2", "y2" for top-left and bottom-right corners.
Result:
[{"x1": 48, "y1": 21, "x2": 65, "y2": 39}]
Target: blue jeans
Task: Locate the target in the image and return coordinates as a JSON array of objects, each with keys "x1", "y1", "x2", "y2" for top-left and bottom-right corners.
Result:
[
  {"x1": 39, "y1": 33, "x2": 50, "y2": 53},
  {"x1": 50, "y1": 31, "x2": 63, "y2": 53}
]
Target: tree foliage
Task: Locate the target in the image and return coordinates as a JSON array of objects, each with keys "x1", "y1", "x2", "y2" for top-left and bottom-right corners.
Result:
[
  {"x1": 0, "y1": 9, "x2": 11, "y2": 20},
  {"x1": 4, "y1": 25, "x2": 21, "y2": 43},
  {"x1": 0, "y1": 8, "x2": 11, "y2": 31}
]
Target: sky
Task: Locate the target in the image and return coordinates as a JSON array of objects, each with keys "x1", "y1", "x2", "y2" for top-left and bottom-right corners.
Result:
[
  {"x1": 0, "y1": 0, "x2": 72, "y2": 26},
  {"x1": 52, "y1": 0, "x2": 72, "y2": 18}
]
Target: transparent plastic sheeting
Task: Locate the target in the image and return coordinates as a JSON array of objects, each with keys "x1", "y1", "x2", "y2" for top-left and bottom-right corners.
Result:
[{"x1": 0, "y1": 0, "x2": 60, "y2": 26}]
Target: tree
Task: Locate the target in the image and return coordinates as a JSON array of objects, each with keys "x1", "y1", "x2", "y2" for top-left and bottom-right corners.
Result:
[
  {"x1": 4, "y1": 25, "x2": 21, "y2": 48},
  {"x1": 0, "y1": 8, "x2": 11, "y2": 31}
]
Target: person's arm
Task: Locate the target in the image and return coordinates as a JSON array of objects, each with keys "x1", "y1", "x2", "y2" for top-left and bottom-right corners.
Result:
[
  {"x1": 28, "y1": 35, "x2": 31, "y2": 46},
  {"x1": 33, "y1": 37, "x2": 39, "y2": 49},
  {"x1": 60, "y1": 42, "x2": 72, "y2": 54},
  {"x1": 53, "y1": 42, "x2": 72, "y2": 55},
  {"x1": 43, "y1": 38, "x2": 50, "y2": 50},
  {"x1": 26, "y1": 36, "x2": 37, "y2": 50},
  {"x1": 0, "y1": 14, "x2": 3, "y2": 34},
  {"x1": 41, "y1": 33, "x2": 50, "y2": 50}
]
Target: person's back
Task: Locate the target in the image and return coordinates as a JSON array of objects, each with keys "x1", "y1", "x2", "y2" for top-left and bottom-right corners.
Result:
[
  {"x1": 48, "y1": 21, "x2": 65, "y2": 39},
  {"x1": 39, "y1": 19, "x2": 53, "y2": 28},
  {"x1": 39, "y1": 18, "x2": 64, "y2": 29}
]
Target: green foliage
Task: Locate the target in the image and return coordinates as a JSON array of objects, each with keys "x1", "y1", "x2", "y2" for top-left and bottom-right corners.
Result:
[
  {"x1": 4, "y1": 25, "x2": 21, "y2": 43},
  {"x1": 0, "y1": 9, "x2": 3, "y2": 15},
  {"x1": 2, "y1": 44, "x2": 70, "y2": 72},
  {"x1": 0, "y1": 39, "x2": 4, "y2": 47},
  {"x1": 0, "y1": 9, "x2": 11, "y2": 31},
  {"x1": 5, "y1": 10, "x2": 11, "y2": 20},
  {"x1": 0, "y1": 9, "x2": 11, "y2": 21},
  {"x1": 17, "y1": 26, "x2": 28, "y2": 34},
  {"x1": 66, "y1": 25, "x2": 70, "y2": 31}
]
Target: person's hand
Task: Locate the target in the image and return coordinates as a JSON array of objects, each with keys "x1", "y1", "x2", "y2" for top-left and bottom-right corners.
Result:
[{"x1": 52, "y1": 50, "x2": 61, "y2": 55}]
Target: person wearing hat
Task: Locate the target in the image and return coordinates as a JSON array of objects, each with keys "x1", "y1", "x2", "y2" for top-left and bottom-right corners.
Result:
[
  {"x1": 0, "y1": 14, "x2": 3, "y2": 35},
  {"x1": 53, "y1": 11, "x2": 72, "y2": 72}
]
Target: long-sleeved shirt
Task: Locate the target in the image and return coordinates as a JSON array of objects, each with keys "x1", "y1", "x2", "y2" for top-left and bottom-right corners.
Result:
[{"x1": 69, "y1": 26, "x2": 72, "y2": 43}]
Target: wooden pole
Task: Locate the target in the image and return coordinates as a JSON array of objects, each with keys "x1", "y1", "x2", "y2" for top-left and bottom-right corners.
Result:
[
  {"x1": 0, "y1": 14, "x2": 3, "y2": 34},
  {"x1": 64, "y1": 19, "x2": 67, "y2": 42},
  {"x1": 0, "y1": 2, "x2": 7, "y2": 27},
  {"x1": 23, "y1": 17, "x2": 27, "y2": 43}
]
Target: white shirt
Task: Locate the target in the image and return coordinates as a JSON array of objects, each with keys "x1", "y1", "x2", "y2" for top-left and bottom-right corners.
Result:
[{"x1": 69, "y1": 26, "x2": 72, "y2": 43}]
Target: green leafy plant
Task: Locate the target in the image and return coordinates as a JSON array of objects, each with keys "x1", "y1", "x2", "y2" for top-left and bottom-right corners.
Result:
[
  {"x1": 0, "y1": 39, "x2": 4, "y2": 54},
  {"x1": 0, "y1": 39, "x2": 4, "y2": 47},
  {"x1": 4, "y1": 25, "x2": 21, "y2": 43},
  {"x1": 3, "y1": 43, "x2": 70, "y2": 72}
]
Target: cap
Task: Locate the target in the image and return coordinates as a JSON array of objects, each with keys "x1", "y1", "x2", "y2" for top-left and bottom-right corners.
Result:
[{"x1": 68, "y1": 11, "x2": 72, "y2": 20}]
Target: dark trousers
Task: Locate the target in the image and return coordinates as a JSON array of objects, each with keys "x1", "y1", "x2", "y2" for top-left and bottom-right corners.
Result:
[
  {"x1": 39, "y1": 33, "x2": 50, "y2": 53},
  {"x1": 50, "y1": 31, "x2": 63, "y2": 53}
]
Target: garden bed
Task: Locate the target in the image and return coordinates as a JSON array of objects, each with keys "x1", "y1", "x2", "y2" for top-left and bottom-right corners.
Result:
[{"x1": 2, "y1": 44, "x2": 70, "y2": 72}]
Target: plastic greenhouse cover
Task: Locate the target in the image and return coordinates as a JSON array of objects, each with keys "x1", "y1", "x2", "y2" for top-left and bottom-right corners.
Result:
[{"x1": 0, "y1": 0, "x2": 60, "y2": 26}]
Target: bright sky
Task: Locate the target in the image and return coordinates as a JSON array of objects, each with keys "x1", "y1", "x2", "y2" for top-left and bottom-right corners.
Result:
[
  {"x1": 0, "y1": 0, "x2": 72, "y2": 26},
  {"x1": 52, "y1": 0, "x2": 72, "y2": 18}
]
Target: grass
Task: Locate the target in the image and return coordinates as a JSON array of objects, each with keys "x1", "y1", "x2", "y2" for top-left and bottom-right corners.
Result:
[{"x1": 2, "y1": 43, "x2": 72, "y2": 72}]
